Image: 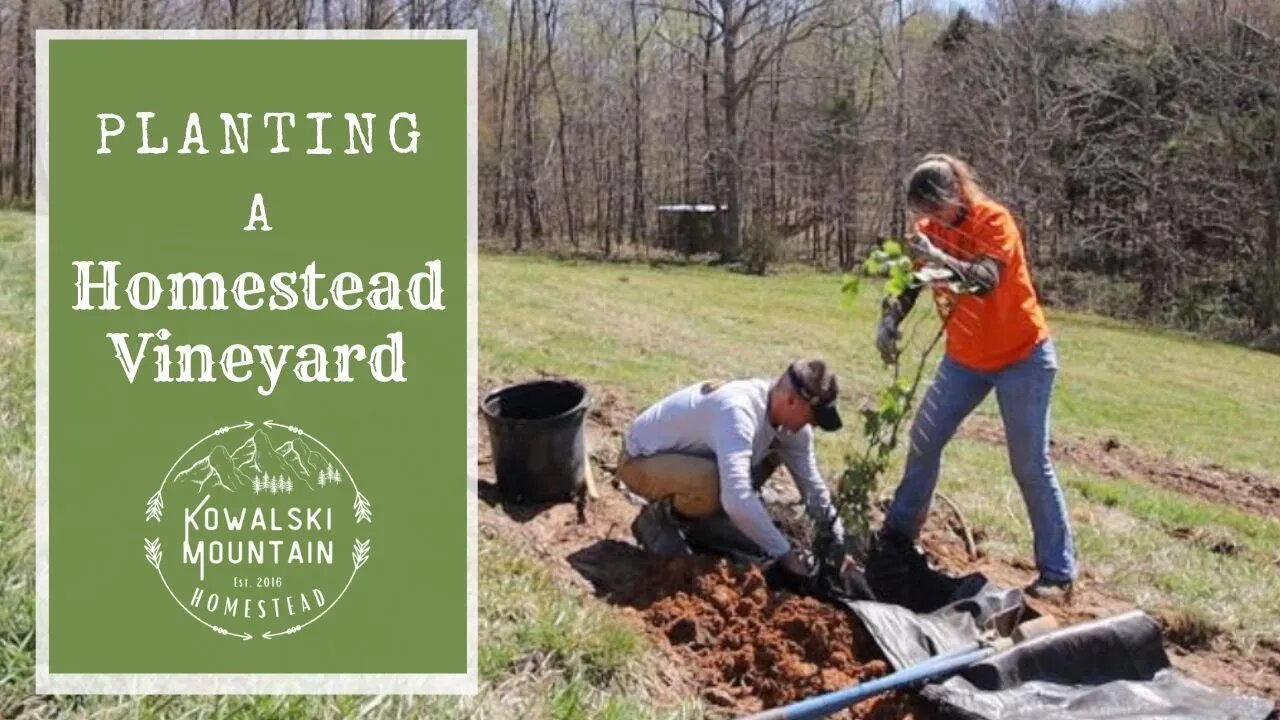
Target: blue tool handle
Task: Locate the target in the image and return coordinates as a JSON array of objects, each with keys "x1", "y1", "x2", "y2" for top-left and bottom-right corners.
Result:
[{"x1": 735, "y1": 645, "x2": 995, "y2": 720}]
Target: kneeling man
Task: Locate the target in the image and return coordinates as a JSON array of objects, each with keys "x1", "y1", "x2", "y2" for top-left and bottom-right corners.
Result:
[{"x1": 619, "y1": 358, "x2": 870, "y2": 596}]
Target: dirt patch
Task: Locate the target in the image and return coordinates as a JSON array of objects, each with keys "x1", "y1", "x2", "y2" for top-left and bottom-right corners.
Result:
[
  {"x1": 477, "y1": 384, "x2": 911, "y2": 716},
  {"x1": 1168, "y1": 525, "x2": 1243, "y2": 556},
  {"x1": 478, "y1": 380, "x2": 1279, "y2": 715},
  {"x1": 961, "y1": 416, "x2": 1280, "y2": 519},
  {"x1": 1157, "y1": 608, "x2": 1226, "y2": 652},
  {"x1": 614, "y1": 555, "x2": 899, "y2": 715}
]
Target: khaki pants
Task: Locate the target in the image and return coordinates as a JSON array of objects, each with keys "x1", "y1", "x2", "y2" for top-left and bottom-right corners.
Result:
[{"x1": 616, "y1": 450, "x2": 781, "y2": 519}]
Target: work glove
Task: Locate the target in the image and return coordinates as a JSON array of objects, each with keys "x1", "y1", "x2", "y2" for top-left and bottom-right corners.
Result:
[
  {"x1": 875, "y1": 312, "x2": 901, "y2": 366},
  {"x1": 775, "y1": 547, "x2": 816, "y2": 579},
  {"x1": 909, "y1": 231, "x2": 949, "y2": 265}
]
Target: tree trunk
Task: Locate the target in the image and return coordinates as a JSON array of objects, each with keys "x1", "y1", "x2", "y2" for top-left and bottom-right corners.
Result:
[
  {"x1": 701, "y1": 16, "x2": 720, "y2": 243},
  {"x1": 890, "y1": 0, "x2": 908, "y2": 239},
  {"x1": 0, "y1": 15, "x2": 6, "y2": 202},
  {"x1": 0, "y1": 14, "x2": 7, "y2": 201},
  {"x1": 493, "y1": 0, "x2": 517, "y2": 240},
  {"x1": 767, "y1": 52, "x2": 780, "y2": 224},
  {"x1": 720, "y1": 0, "x2": 742, "y2": 262},
  {"x1": 588, "y1": 118, "x2": 603, "y2": 250},
  {"x1": 682, "y1": 51, "x2": 692, "y2": 201},
  {"x1": 604, "y1": 154, "x2": 614, "y2": 256},
  {"x1": 542, "y1": 0, "x2": 575, "y2": 248},
  {"x1": 1263, "y1": 131, "x2": 1280, "y2": 330},
  {"x1": 518, "y1": 0, "x2": 543, "y2": 243},
  {"x1": 615, "y1": 141, "x2": 627, "y2": 247},
  {"x1": 628, "y1": 0, "x2": 646, "y2": 248},
  {"x1": 12, "y1": 0, "x2": 32, "y2": 200}
]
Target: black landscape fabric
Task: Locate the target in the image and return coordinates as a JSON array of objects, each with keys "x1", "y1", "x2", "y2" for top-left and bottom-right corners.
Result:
[{"x1": 844, "y1": 568, "x2": 1273, "y2": 720}]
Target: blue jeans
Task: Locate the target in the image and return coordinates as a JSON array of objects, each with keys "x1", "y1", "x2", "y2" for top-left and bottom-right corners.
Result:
[{"x1": 884, "y1": 339, "x2": 1076, "y2": 582}]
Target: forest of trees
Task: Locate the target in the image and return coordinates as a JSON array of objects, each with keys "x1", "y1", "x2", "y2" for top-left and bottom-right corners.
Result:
[{"x1": 0, "y1": 0, "x2": 1276, "y2": 343}]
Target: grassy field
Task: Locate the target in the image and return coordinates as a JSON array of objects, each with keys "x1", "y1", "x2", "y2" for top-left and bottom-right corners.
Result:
[
  {"x1": 481, "y1": 253, "x2": 1280, "y2": 478},
  {"x1": 479, "y1": 252, "x2": 1280, "y2": 647},
  {"x1": 2, "y1": 211, "x2": 1279, "y2": 716}
]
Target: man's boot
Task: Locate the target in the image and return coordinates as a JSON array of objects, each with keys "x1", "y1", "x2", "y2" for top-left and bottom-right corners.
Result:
[{"x1": 631, "y1": 499, "x2": 692, "y2": 556}]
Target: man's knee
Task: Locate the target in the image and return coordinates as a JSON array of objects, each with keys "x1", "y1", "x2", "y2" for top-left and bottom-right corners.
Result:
[{"x1": 617, "y1": 453, "x2": 721, "y2": 518}]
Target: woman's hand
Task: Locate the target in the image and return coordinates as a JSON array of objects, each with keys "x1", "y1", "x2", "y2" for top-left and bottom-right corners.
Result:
[
  {"x1": 909, "y1": 231, "x2": 949, "y2": 265},
  {"x1": 911, "y1": 231, "x2": 1000, "y2": 296}
]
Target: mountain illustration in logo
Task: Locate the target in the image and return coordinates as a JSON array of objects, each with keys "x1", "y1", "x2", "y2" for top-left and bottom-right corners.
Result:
[
  {"x1": 277, "y1": 439, "x2": 327, "y2": 479},
  {"x1": 172, "y1": 429, "x2": 332, "y2": 493},
  {"x1": 172, "y1": 445, "x2": 247, "y2": 493}
]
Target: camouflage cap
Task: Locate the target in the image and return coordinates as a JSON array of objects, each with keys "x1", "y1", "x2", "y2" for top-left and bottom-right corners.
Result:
[{"x1": 786, "y1": 358, "x2": 842, "y2": 432}]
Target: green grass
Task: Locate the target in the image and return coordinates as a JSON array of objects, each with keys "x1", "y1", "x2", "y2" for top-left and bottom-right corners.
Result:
[
  {"x1": 1070, "y1": 475, "x2": 1280, "y2": 556},
  {"x1": 0, "y1": 212, "x2": 36, "y2": 713},
  {"x1": 0, "y1": 213, "x2": 699, "y2": 718},
  {"x1": 481, "y1": 254, "x2": 1280, "y2": 477},
  {"x1": 479, "y1": 251, "x2": 1280, "y2": 647},
  {"x1": 915, "y1": 440, "x2": 1280, "y2": 645}
]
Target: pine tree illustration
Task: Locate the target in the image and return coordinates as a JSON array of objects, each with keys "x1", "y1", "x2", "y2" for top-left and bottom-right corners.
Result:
[
  {"x1": 252, "y1": 477, "x2": 261, "y2": 494},
  {"x1": 284, "y1": 478, "x2": 293, "y2": 493},
  {"x1": 269, "y1": 477, "x2": 279, "y2": 495},
  {"x1": 317, "y1": 472, "x2": 326, "y2": 488}
]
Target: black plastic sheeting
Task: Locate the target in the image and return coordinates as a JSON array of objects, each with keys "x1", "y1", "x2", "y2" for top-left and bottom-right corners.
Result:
[{"x1": 842, "y1": 572, "x2": 1274, "y2": 720}]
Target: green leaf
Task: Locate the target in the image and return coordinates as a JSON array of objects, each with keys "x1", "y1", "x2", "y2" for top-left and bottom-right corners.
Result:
[
  {"x1": 885, "y1": 273, "x2": 909, "y2": 297},
  {"x1": 877, "y1": 388, "x2": 897, "y2": 414},
  {"x1": 882, "y1": 239, "x2": 904, "y2": 257},
  {"x1": 883, "y1": 261, "x2": 917, "y2": 298},
  {"x1": 863, "y1": 256, "x2": 884, "y2": 275}
]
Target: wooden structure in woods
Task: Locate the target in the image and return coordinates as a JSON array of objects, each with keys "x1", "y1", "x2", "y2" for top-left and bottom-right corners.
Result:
[{"x1": 655, "y1": 204, "x2": 726, "y2": 256}]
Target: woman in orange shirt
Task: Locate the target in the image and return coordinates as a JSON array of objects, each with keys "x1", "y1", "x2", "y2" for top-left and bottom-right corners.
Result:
[{"x1": 868, "y1": 154, "x2": 1076, "y2": 601}]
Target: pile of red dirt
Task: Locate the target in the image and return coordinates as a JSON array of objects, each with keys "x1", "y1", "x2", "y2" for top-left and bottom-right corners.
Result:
[{"x1": 628, "y1": 556, "x2": 905, "y2": 716}]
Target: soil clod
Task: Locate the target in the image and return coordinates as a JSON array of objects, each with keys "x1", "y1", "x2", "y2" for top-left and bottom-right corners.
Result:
[{"x1": 624, "y1": 556, "x2": 899, "y2": 715}]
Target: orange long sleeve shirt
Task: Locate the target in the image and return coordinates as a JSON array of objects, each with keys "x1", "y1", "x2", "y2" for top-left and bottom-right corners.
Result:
[{"x1": 917, "y1": 196, "x2": 1050, "y2": 372}]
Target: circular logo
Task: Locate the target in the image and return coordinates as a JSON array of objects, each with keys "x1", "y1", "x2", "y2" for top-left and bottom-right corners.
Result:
[{"x1": 143, "y1": 421, "x2": 371, "y2": 640}]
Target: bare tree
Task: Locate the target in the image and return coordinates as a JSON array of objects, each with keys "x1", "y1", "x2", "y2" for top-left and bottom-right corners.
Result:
[
  {"x1": 656, "y1": 0, "x2": 840, "y2": 261},
  {"x1": 11, "y1": 0, "x2": 32, "y2": 199}
]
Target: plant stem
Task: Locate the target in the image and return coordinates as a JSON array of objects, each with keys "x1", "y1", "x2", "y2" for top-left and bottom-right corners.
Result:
[{"x1": 887, "y1": 307, "x2": 953, "y2": 446}]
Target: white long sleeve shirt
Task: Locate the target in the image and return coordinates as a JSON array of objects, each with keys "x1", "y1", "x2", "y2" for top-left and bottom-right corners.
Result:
[{"x1": 624, "y1": 378, "x2": 844, "y2": 558}]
